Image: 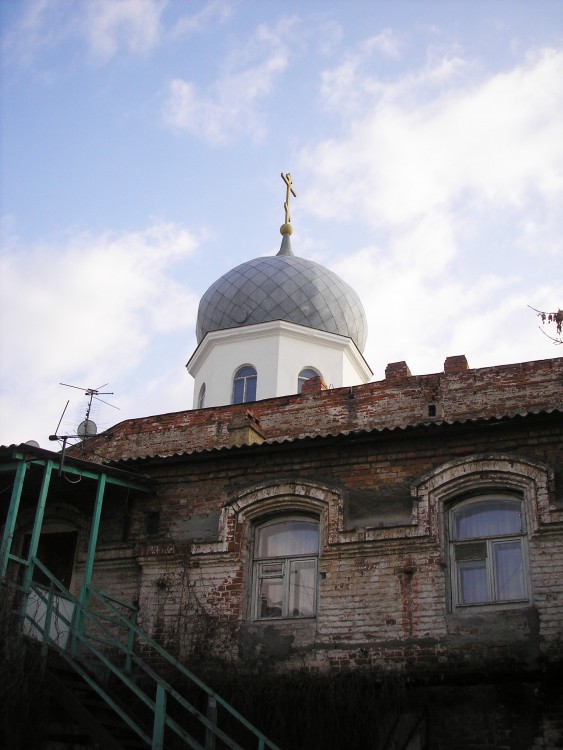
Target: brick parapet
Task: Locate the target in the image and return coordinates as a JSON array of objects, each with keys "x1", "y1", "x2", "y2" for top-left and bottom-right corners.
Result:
[{"x1": 76, "y1": 357, "x2": 563, "y2": 463}]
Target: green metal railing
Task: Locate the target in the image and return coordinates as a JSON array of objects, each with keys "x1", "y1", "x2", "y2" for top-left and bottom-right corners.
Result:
[{"x1": 21, "y1": 559, "x2": 281, "y2": 750}]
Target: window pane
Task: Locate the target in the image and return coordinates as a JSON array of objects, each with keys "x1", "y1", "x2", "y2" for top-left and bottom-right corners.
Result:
[
  {"x1": 299, "y1": 369, "x2": 318, "y2": 380},
  {"x1": 198, "y1": 384, "x2": 206, "y2": 409},
  {"x1": 494, "y1": 541, "x2": 525, "y2": 601},
  {"x1": 236, "y1": 366, "x2": 256, "y2": 378},
  {"x1": 289, "y1": 559, "x2": 316, "y2": 617},
  {"x1": 245, "y1": 375, "x2": 257, "y2": 402},
  {"x1": 453, "y1": 501, "x2": 521, "y2": 539},
  {"x1": 258, "y1": 579, "x2": 283, "y2": 618},
  {"x1": 232, "y1": 378, "x2": 245, "y2": 404},
  {"x1": 260, "y1": 562, "x2": 283, "y2": 576},
  {"x1": 233, "y1": 367, "x2": 257, "y2": 404},
  {"x1": 458, "y1": 559, "x2": 488, "y2": 604},
  {"x1": 454, "y1": 541, "x2": 487, "y2": 561},
  {"x1": 257, "y1": 521, "x2": 318, "y2": 558}
]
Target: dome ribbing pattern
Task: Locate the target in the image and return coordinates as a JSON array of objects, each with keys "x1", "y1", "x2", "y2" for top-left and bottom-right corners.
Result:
[{"x1": 196, "y1": 251, "x2": 368, "y2": 352}]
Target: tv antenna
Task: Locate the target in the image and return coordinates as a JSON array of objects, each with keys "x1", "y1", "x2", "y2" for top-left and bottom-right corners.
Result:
[
  {"x1": 60, "y1": 382, "x2": 119, "y2": 424},
  {"x1": 49, "y1": 382, "x2": 120, "y2": 472}
]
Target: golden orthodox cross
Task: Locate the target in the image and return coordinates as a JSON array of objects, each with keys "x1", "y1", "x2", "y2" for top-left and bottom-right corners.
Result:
[{"x1": 281, "y1": 172, "x2": 297, "y2": 225}]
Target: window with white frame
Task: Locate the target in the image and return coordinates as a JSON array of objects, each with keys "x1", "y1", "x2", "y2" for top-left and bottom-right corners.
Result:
[
  {"x1": 297, "y1": 367, "x2": 320, "y2": 394},
  {"x1": 449, "y1": 495, "x2": 530, "y2": 608},
  {"x1": 232, "y1": 365, "x2": 257, "y2": 404},
  {"x1": 253, "y1": 517, "x2": 319, "y2": 619}
]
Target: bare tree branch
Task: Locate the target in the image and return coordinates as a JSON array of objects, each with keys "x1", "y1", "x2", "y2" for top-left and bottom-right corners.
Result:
[{"x1": 528, "y1": 306, "x2": 563, "y2": 345}]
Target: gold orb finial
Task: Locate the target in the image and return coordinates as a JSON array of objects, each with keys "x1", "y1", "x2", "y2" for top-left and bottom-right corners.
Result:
[{"x1": 280, "y1": 222, "x2": 293, "y2": 235}]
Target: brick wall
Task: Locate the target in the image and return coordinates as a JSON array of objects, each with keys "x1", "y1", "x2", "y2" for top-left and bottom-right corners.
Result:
[
  {"x1": 76, "y1": 411, "x2": 563, "y2": 681},
  {"x1": 26, "y1": 357, "x2": 563, "y2": 747},
  {"x1": 76, "y1": 356, "x2": 563, "y2": 463}
]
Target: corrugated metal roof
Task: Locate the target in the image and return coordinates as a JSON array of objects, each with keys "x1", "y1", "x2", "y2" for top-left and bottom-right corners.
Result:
[
  {"x1": 105, "y1": 407, "x2": 562, "y2": 466},
  {"x1": 0, "y1": 443, "x2": 153, "y2": 484}
]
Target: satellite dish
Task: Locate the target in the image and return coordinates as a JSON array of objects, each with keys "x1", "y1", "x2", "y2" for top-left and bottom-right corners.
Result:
[
  {"x1": 77, "y1": 419, "x2": 97, "y2": 437},
  {"x1": 25, "y1": 440, "x2": 40, "y2": 448}
]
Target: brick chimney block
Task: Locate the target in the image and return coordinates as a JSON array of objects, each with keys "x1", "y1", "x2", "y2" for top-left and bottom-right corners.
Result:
[
  {"x1": 444, "y1": 355, "x2": 469, "y2": 374},
  {"x1": 301, "y1": 376, "x2": 328, "y2": 395},
  {"x1": 227, "y1": 410, "x2": 265, "y2": 446},
  {"x1": 385, "y1": 361, "x2": 412, "y2": 380}
]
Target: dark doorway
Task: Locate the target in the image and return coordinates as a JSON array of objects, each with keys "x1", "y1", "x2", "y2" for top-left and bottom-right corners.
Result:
[{"x1": 23, "y1": 531, "x2": 78, "y2": 588}]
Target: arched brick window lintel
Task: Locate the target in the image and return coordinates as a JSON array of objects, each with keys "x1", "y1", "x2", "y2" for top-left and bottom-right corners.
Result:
[
  {"x1": 227, "y1": 481, "x2": 342, "y2": 548},
  {"x1": 412, "y1": 453, "x2": 555, "y2": 538},
  {"x1": 231, "y1": 482, "x2": 334, "y2": 517}
]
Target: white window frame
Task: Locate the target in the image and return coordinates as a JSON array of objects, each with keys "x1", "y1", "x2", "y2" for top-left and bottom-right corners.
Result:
[
  {"x1": 252, "y1": 516, "x2": 319, "y2": 620},
  {"x1": 232, "y1": 365, "x2": 257, "y2": 404},
  {"x1": 448, "y1": 494, "x2": 531, "y2": 611}
]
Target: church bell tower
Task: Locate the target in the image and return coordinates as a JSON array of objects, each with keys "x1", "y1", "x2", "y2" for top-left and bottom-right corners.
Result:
[{"x1": 186, "y1": 174, "x2": 372, "y2": 409}]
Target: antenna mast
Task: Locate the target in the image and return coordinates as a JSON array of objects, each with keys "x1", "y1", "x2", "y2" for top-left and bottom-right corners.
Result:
[{"x1": 49, "y1": 382, "x2": 119, "y2": 468}]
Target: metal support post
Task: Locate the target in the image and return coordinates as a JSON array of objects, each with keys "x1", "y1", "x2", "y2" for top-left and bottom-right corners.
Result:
[
  {"x1": 205, "y1": 696, "x2": 218, "y2": 750},
  {"x1": 20, "y1": 461, "x2": 53, "y2": 615},
  {"x1": 0, "y1": 459, "x2": 28, "y2": 577},
  {"x1": 73, "y1": 473, "x2": 106, "y2": 656},
  {"x1": 125, "y1": 608, "x2": 138, "y2": 674},
  {"x1": 152, "y1": 682, "x2": 167, "y2": 750}
]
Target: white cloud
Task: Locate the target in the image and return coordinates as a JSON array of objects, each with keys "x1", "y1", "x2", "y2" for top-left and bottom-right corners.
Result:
[
  {"x1": 320, "y1": 31, "x2": 415, "y2": 113},
  {"x1": 84, "y1": 0, "x2": 167, "y2": 61},
  {"x1": 3, "y1": 0, "x2": 167, "y2": 66},
  {"x1": 170, "y1": 0, "x2": 232, "y2": 37},
  {"x1": 306, "y1": 47, "x2": 563, "y2": 230},
  {"x1": 367, "y1": 29, "x2": 403, "y2": 59},
  {"x1": 163, "y1": 17, "x2": 296, "y2": 143},
  {"x1": 0, "y1": 222, "x2": 200, "y2": 446},
  {"x1": 331, "y1": 240, "x2": 560, "y2": 380},
  {"x1": 316, "y1": 19, "x2": 343, "y2": 56},
  {"x1": 308, "y1": 42, "x2": 563, "y2": 375},
  {"x1": 2, "y1": 0, "x2": 72, "y2": 67}
]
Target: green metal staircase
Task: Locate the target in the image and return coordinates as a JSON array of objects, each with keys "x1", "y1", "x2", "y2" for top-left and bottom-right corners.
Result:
[
  {"x1": 19, "y1": 558, "x2": 282, "y2": 750},
  {"x1": 44, "y1": 652, "x2": 147, "y2": 750}
]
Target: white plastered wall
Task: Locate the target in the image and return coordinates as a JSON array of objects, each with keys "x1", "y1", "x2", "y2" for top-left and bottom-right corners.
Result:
[{"x1": 187, "y1": 320, "x2": 372, "y2": 409}]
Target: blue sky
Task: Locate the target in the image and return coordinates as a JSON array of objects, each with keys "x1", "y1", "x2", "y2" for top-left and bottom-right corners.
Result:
[{"x1": 1, "y1": 0, "x2": 562, "y2": 446}]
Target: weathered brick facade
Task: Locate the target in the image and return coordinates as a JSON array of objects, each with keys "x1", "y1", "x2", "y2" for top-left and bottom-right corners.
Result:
[
  {"x1": 6, "y1": 355, "x2": 563, "y2": 748},
  {"x1": 70, "y1": 358, "x2": 563, "y2": 666}
]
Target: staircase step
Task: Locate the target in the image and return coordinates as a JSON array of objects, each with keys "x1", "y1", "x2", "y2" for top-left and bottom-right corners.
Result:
[{"x1": 45, "y1": 666, "x2": 143, "y2": 750}]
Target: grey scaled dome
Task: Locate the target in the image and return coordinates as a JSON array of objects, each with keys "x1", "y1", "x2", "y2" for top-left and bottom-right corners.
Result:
[{"x1": 196, "y1": 249, "x2": 368, "y2": 352}]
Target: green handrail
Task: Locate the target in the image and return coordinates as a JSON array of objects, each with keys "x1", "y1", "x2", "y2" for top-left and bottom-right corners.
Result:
[{"x1": 21, "y1": 559, "x2": 282, "y2": 750}]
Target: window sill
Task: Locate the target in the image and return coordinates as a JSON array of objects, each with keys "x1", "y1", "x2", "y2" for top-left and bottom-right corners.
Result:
[
  {"x1": 448, "y1": 600, "x2": 532, "y2": 617},
  {"x1": 253, "y1": 615, "x2": 317, "y2": 623}
]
